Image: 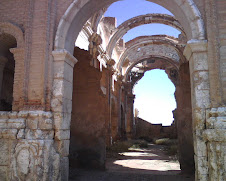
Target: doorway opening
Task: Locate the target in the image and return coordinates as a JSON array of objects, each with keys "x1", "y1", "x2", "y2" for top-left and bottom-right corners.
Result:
[{"x1": 54, "y1": 0, "x2": 206, "y2": 179}]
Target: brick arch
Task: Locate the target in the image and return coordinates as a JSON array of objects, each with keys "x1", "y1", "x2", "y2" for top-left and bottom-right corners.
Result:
[
  {"x1": 0, "y1": 22, "x2": 24, "y2": 48},
  {"x1": 54, "y1": 0, "x2": 205, "y2": 55},
  {"x1": 118, "y1": 35, "x2": 185, "y2": 71},
  {"x1": 107, "y1": 14, "x2": 185, "y2": 57},
  {"x1": 0, "y1": 22, "x2": 25, "y2": 111}
]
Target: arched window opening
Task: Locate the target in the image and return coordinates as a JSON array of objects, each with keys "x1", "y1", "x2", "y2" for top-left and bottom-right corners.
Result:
[{"x1": 0, "y1": 33, "x2": 16, "y2": 111}]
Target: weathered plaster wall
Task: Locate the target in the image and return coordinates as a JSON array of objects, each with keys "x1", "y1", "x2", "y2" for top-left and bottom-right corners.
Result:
[{"x1": 111, "y1": 79, "x2": 124, "y2": 142}]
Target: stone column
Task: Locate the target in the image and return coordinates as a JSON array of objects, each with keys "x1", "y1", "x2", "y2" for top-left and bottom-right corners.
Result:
[
  {"x1": 52, "y1": 49, "x2": 77, "y2": 180},
  {"x1": 10, "y1": 48, "x2": 25, "y2": 111},
  {"x1": 113, "y1": 77, "x2": 123, "y2": 141},
  {"x1": 126, "y1": 93, "x2": 135, "y2": 139},
  {"x1": 116, "y1": 76, "x2": 124, "y2": 138},
  {"x1": 0, "y1": 56, "x2": 8, "y2": 96},
  {"x1": 184, "y1": 40, "x2": 210, "y2": 181},
  {"x1": 123, "y1": 81, "x2": 134, "y2": 140},
  {"x1": 106, "y1": 59, "x2": 116, "y2": 146}
]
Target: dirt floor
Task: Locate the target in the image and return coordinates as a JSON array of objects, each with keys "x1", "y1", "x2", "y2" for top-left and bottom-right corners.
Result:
[{"x1": 69, "y1": 143, "x2": 195, "y2": 181}]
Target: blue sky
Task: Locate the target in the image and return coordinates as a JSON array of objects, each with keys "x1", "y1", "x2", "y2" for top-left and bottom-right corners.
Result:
[
  {"x1": 105, "y1": 0, "x2": 173, "y2": 25},
  {"x1": 133, "y1": 70, "x2": 176, "y2": 125},
  {"x1": 105, "y1": 0, "x2": 178, "y2": 125},
  {"x1": 104, "y1": 0, "x2": 180, "y2": 42}
]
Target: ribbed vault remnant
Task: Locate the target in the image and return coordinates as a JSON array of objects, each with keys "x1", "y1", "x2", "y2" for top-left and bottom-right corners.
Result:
[
  {"x1": 116, "y1": 35, "x2": 185, "y2": 84},
  {"x1": 118, "y1": 35, "x2": 186, "y2": 70}
]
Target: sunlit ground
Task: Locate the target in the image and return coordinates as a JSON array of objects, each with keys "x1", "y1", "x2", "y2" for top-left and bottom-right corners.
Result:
[
  {"x1": 114, "y1": 159, "x2": 180, "y2": 171},
  {"x1": 113, "y1": 148, "x2": 180, "y2": 172},
  {"x1": 70, "y1": 144, "x2": 195, "y2": 181},
  {"x1": 106, "y1": 144, "x2": 181, "y2": 175}
]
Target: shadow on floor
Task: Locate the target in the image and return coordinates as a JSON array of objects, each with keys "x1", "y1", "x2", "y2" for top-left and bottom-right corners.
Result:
[
  {"x1": 69, "y1": 143, "x2": 194, "y2": 181},
  {"x1": 69, "y1": 169, "x2": 194, "y2": 181}
]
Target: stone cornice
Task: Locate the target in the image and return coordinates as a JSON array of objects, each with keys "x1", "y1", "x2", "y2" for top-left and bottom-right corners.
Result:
[
  {"x1": 52, "y1": 49, "x2": 78, "y2": 67},
  {"x1": 10, "y1": 47, "x2": 24, "y2": 55},
  {"x1": 183, "y1": 39, "x2": 208, "y2": 60}
]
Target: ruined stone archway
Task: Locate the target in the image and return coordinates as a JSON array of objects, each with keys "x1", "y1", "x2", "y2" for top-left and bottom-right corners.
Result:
[
  {"x1": 118, "y1": 35, "x2": 184, "y2": 73},
  {"x1": 106, "y1": 14, "x2": 186, "y2": 57},
  {"x1": 124, "y1": 55, "x2": 194, "y2": 173},
  {"x1": 53, "y1": 0, "x2": 209, "y2": 180},
  {"x1": 1, "y1": 0, "x2": 225, "y2": 181},
  {"x1": 123, "y1": 56, "x2": 179, "y2": 82},
  {"x1": 89, "y1": 7, "x2": 109, "y2": 33},
  {"x1": 117, "y1": 35, "x2": 181, "y2": 80},
  {"x1": 54, "y1": 0, "x2": 205, "y2": 55}
]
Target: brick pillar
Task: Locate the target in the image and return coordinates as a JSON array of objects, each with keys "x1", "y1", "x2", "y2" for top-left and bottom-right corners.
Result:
[
  {"x1": 112, "y1": 79, "x2": 122, "y2": 141},
  {"x1": 175, "y1": 62, "x2": 194, "y2": 173},
  {"x1": 116, "y1": 78, "x2": 123, "y2": 139},
  {"x1": 52, "y1": 49, "x2": 77, "y2": 180},
  {"x1": 184, "y1": 40, "x2": 210, "y2": 180},
  {"x1": 106, "y1": 60, "x2": 115, "y2": 146},
  {"x1": 10, "y1": 48, "x2": 25, "y2": 111}
]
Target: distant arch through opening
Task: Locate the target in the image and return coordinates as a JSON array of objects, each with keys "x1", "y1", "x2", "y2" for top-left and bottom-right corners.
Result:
[
  {"x1": 54, "y1": 0, "x2": 205, "y2": 55},
  {"x1": 106, "y1": 14, "x2": 185, "y2": 57}
]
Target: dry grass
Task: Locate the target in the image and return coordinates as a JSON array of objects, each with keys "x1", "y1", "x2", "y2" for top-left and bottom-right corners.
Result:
[
  {"x1": 154, "y1": 138, "x2": 177, "y2": 146},
  {"x1": 131, "y1": 140, "x2": 149, "y2": 148},
  {"x1": 154, "y1": 138, "x2": 178, "y2": 156},
  {"x1": 107, "y1": 139, "x2": 150, "y2": 158},
  {"x1": 106, "y1": 141, "x2": 133, "y2": 158}
]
